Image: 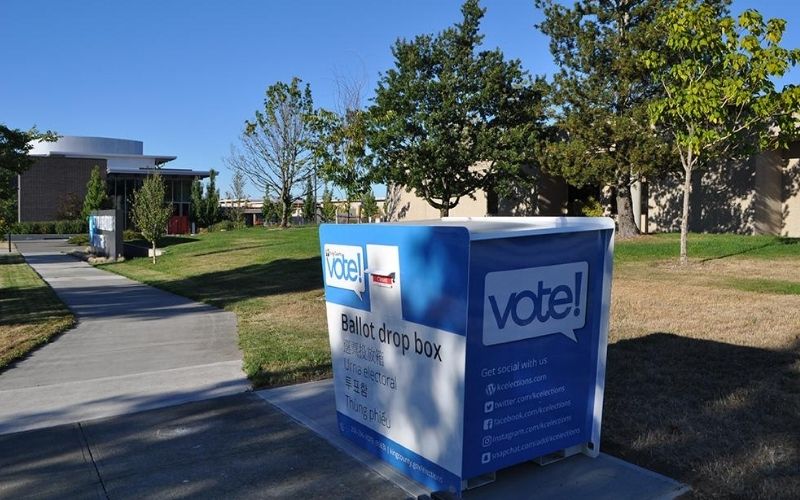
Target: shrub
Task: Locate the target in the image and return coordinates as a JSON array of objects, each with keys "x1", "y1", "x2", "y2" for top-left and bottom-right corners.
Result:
[
  {"x1": 68, "y1": 234, "x2": 89, "y2": 246},
  {"x1": 12, "y1": 219, "x2": 87, "y2": 234},
  {"x1": 210, "y1": 220, "x2": 236, "y2": 232},
  {"x1": 123, "y1": 229, "x2": 142, "y2": 241},
  {"x1": 570, "y1": 197, "x2": 606, "y2": 218}
]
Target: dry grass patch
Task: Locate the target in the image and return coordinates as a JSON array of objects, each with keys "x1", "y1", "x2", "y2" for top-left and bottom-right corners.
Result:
[
  {"x1": 605, "y1": 258, "x2": 800, "y2": 499},
  {"x1": 0, "y1": 253, "x2": 75, "y2": 370}
]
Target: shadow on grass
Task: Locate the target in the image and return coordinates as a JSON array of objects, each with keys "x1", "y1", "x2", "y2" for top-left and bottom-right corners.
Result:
[
  {"x1": 126, "y1": 236, "x2": 198, "y2": 248},
  {"x1": 189, "y1": 244, "x2": 266, "y2": 258},
  {"x1": 0, "y1": 254, "x2": 24, "y2": 266},
  {"x1": 699, "y1": 237, "x2": 799, "y2": 263},
  {"x1": 603, "y1": 333, "x2": 800, "y2": 498},
  {"x1": 150, "y1": 257, "x2": 323, "y2": 309}
]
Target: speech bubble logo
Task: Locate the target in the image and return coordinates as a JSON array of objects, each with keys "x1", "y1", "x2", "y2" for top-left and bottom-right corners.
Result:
[
  {"x1": 323, "y1": 244, "x2": 367, "y2": 300},
  {"x1": 483, "y1": 261, "x2": 589, "y2": 345}
]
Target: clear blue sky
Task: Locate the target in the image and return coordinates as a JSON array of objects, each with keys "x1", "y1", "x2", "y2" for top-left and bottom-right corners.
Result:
[{"x1": 2, "y1": 0, "x2": 798, "y2": 198}]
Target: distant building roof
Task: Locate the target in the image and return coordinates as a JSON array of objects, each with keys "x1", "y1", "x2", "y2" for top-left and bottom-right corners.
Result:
[{"x1": 29, "y1": 135, "x2": 208, "y2": 178}]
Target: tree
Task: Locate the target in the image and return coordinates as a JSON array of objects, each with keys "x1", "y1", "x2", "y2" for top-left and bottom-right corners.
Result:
[
  {"x1": 0, "y1": 125, "x2": 57, "y2": 240},
  {"x1": 190, "y1": 177, "x2": 204, "y2": 227},
  {"x1": 226, "y1": 170, "x2": 247, "y2": 228},
  {"x1": 367, "y1": 0, "x2": 546, "y2": 216},
  {"x1": 310, "y1": 77, "x2": 371, "y2": 205},
  {"x1": 643, "y1": 0, "x2": 800, "y2": 264},
  {"x1": 320, "y1": 187, "x2": 337, "y2": 223},
  {"x1": 262, "y1": 185, "x2": 278, "y2": 225},
  {"x1": 228, "y1": 77, "x2": 316, "y2": 228},
  {"x1": 131, "y1": 173, "x2": 171, "y2": 264},
  {"x1": 55, "y1": 192, "x2": 83, "y2": 220},
  {"x1": 81, "y1": 165, "x2": 108, "y2": 219},
  {"x1": 536, "y1": 0, "x2": 685, "y2": 237},
  {"x1": 302, "y1": 177, "x2": 316, "y2": 223},
  {"x1": 204, "y1": 169, "x2": 221, "y2": 228},
  {"x1": 360, "y1": 189, "x2": 380, "y2": 222}
]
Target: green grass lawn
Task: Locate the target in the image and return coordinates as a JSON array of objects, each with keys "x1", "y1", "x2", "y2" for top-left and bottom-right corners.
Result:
[
  {"x1": 614, "y1": 232, "x2": 800, "y2": 262},
  {"x1": 101, "y1": 227, "x2": 800, "y2": 498},
  {"x1": 0, "y1": 253, "x2": 75, "y2": 370}
]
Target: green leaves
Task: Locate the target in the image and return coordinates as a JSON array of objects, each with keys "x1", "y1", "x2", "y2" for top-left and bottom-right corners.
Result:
[
  {"x1": 81, "y1": 165, "x2": 108, "y2": 219},
  {"x1": 538, "y1": 0, "x2": 674, "y2": 192},
  {"x1": 646, "y1": 0, "x2": 798, "y2": 168},
  {"x1": 0, "y1": 126, "x2": 58, "y2": 234},
  {"x1": 131, "y1": 173, "x2": 172, "y2": 258},
  {"x1": 367, "y1": 0, "x2": 545, "y2": 215}
]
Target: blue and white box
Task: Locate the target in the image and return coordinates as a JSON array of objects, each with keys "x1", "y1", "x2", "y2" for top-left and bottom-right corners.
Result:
[{"x1": 320, "y1": 217, "x2": 615, "y2": 494}]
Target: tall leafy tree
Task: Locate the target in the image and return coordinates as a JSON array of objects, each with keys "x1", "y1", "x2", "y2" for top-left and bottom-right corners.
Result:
[
  {"x1": 262, "y1": 185, "x2": 278, "y2": 225},
  {"x1": 320, "y1": 187, "x2": 337, "y2": 223},
  {"x1": 644, "y1": 0, "x2": 800, "y2": 263},
  {"x1": 228, "y1": 77, "x2": 316, "y2": 227},
  {"x1": 536, "y1": 0, "x2": 685, "y2": 237},
  {"x1": 204, "y1": 169, "x2": 221, "y2": 228},
  {"x1": 131, "y1": 173, "x2": 171, "y2": 264},
  {"x1": 302, "y1": 177, "x2": 316, "y2": 223},
  {"x1": 190, "y1": 177, "x2": 204, "y2": 227},
  {"x1": 0, "y1": 126, "x2": 57, "y2": 238},
  {"x1": 310, "y1": 78, "x2": 371, "y2": 205},
  {"x1": 360, "y1": 189, "x2": 380, "y2": 222},
  {"x1": 226, "y1": 170, "x2": 247, "y2": 228},
  {"x1": 81, "y1": 165, "x2": 108, "y2": 219},
  {"x1": 367, "y1": 0, "x2": 546, "y2": 216}
]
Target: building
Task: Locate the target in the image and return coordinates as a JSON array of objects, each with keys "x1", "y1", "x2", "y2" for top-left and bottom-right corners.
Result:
[
  {"x1": 639, "y1": 140, "x2": 800, "y2": 237},
  {"x1": 21, "y1": 136, "x2": 208, "y2": 232},
  {"x1": 388, "y1": 142, "x2": 800, "y2": 238},
  {"x1": 384, "y1": 163, "x2": 570, "y2": 221},
  {"x1": 219, "y1": 198, "x2": 267, "y2": 226}
]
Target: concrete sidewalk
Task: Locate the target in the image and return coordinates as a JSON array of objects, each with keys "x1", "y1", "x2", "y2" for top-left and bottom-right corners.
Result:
[
  {"x1": 259, "y1": 379, "x2": 691, "y2": 499},
  {"x1": 0, "y1": 240, "x2": 249, "y2": 435},
  {"x1": 0, "y1": 393, "x2": 408, "y2": 499}
]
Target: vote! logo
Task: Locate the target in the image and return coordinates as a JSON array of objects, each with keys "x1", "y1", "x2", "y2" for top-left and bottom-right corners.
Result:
[
  {"x1": 324, "y1": 244, "x2": 366, "y2": 300},
  {"x1": 482, "y1": 262, "x2": 589, "y2": 345}
]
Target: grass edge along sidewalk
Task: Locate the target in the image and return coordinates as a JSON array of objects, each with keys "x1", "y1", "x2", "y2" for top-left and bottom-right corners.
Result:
[{"x1": 0, "y1": 251, "x2": 75, "y2": 370}]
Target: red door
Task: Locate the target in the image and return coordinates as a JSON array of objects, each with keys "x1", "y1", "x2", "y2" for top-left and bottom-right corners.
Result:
[{"x1": 168, "y1": 216, "x2": 189, "y2": 234}]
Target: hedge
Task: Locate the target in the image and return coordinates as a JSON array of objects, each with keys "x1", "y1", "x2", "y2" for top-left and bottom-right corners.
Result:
[{"x1": 12, "y1": 219, "x2": 88, "y2": 234}]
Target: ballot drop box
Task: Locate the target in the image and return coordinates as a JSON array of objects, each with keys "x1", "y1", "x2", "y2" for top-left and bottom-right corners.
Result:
[{"x1": 320, "y1": 217, "x2": 615, "y2": 494}]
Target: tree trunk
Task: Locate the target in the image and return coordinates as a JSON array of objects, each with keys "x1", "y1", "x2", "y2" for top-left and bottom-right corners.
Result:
[
  {"x1": 152, "y1": 240, "x2": 156, "y2": 264},
  {"x1": 438, "y1": 196, "x2": 451, "y2": 218},
  {"x1": 280, "y1": 194, "x2": 291, "y2": 228},
  {"x1": 615, "y1": 180, "x2": 639, "y2": 238},
  {"x1": 680, "y1": 166, "x2": 692, "y2": 266}
]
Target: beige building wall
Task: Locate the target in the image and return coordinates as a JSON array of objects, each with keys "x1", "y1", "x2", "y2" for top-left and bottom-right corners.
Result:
[
  {"x1": 386, "y1": 186, "x2": 490, "y2": 220},
  {"x1": 383, "y1": 176, "x2": 568, "y2": 221},
  {"x1": 782, "y1": 158, "x2": 800, "y2": 237},
  {"x1": 646, "y1": 144, "x2": 800, "y2": 237}
]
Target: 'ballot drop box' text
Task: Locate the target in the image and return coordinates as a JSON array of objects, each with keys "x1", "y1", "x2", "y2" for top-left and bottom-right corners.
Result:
[{"x1": 320, "y1": 217, "x2": 614, "y2": 494}]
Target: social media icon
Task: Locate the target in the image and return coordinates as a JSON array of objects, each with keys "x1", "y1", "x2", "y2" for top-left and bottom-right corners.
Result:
[
  {"x1": 481, "y1": 452, "x2": 492, "y2": 464},
  {"x1": 485, "y1": 383, "x2": 496, "y2": 396},
  {"x1": 483, "y1": 418, "x2": 493, "y2": 431},
  {"x1": 482, "y1": 436, "x2": 492, "y2": 447},
  {"x1": 484, "y1": 401, "x2": 494, "y2": 413}
]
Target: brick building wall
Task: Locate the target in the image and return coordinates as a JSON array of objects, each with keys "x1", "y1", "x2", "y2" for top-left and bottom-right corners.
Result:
[{"x1": 18, "y1": 157, "x2": 107, "y2": 221}]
